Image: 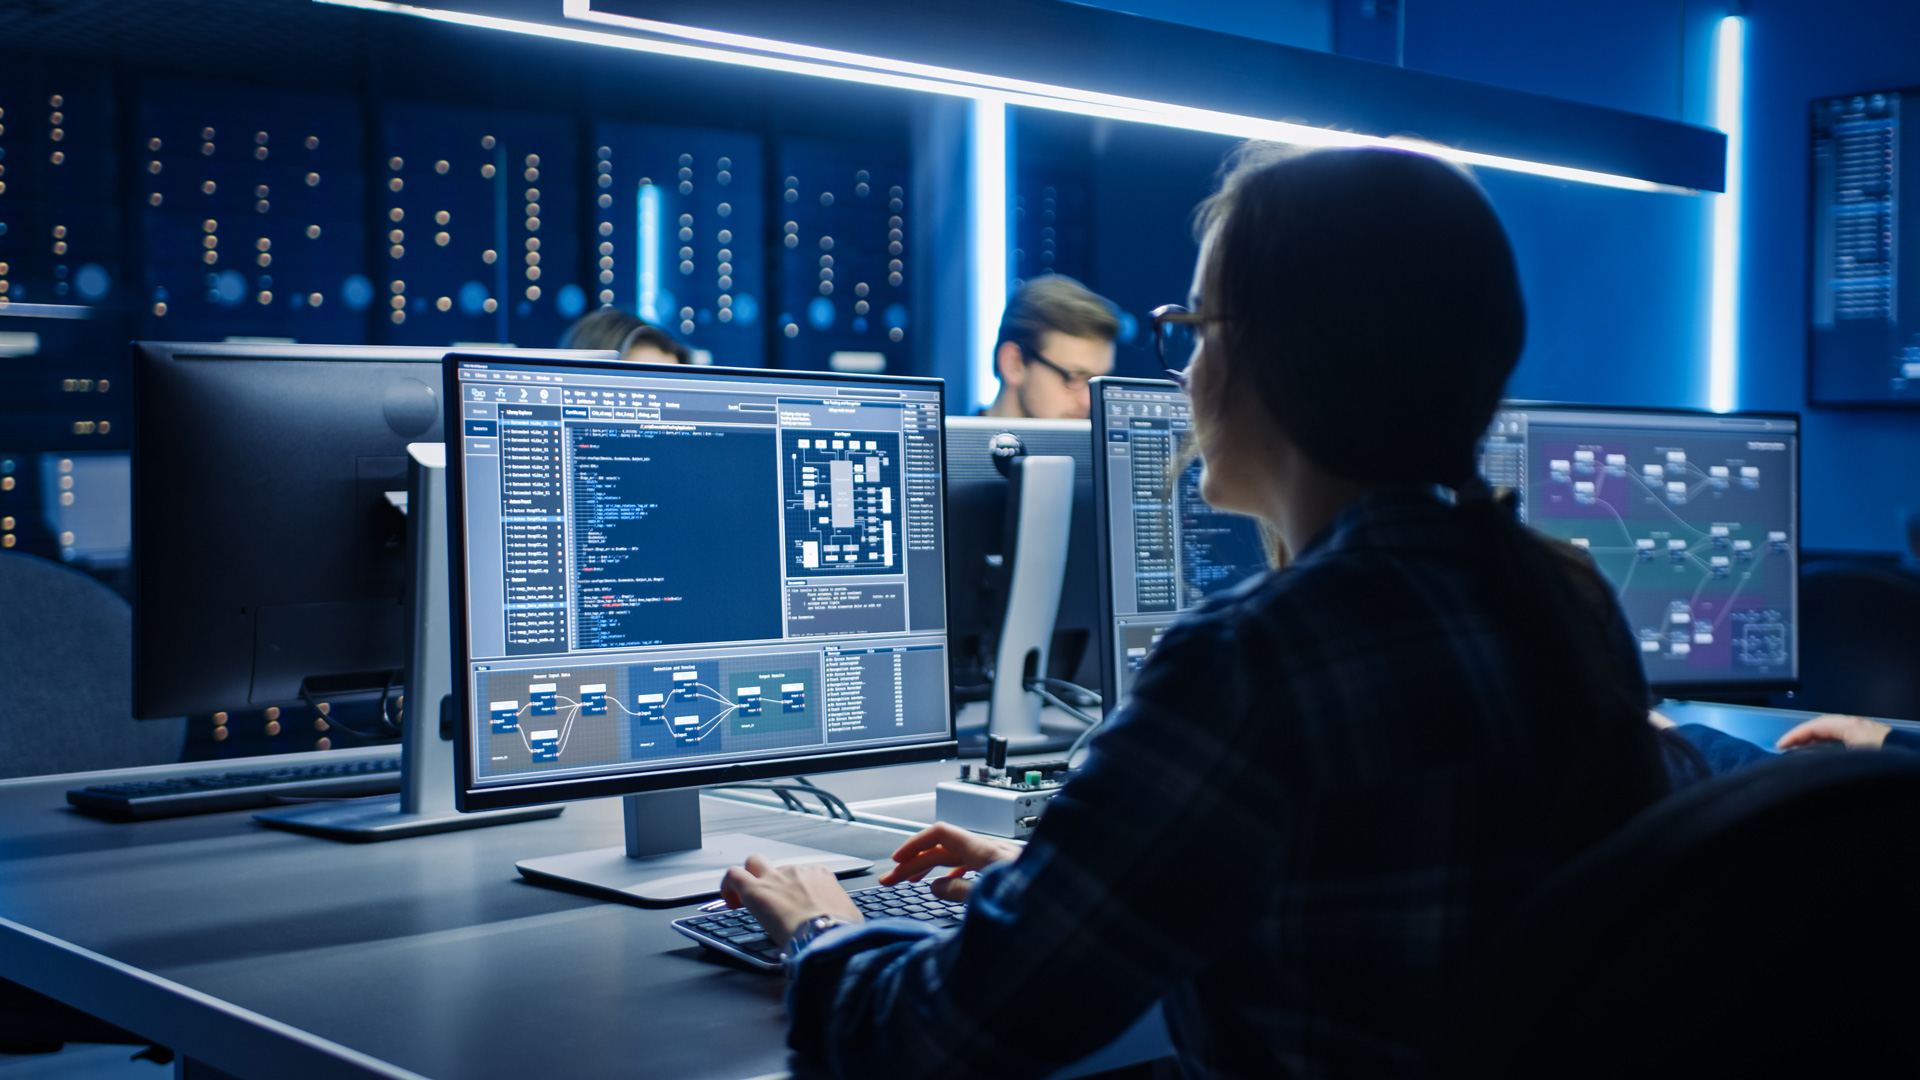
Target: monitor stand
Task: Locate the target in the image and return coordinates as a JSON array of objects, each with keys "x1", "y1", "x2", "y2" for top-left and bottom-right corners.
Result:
[
  {"x1": 254, "y1": 442, "x2": 563, "y2": 841},
  {"x1": 515, "y1": 789, "x2": 872, "y2": 907},
  {"x1": 975, "y1": 454, "x2": 1078, "y2": 755}
]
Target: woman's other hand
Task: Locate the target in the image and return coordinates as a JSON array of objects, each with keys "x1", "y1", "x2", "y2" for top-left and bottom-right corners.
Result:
[
  {"x1": 878, "y1": 822, "x2": 1021, "y2": 902},
  {"x1": 1776, "y1": 714, "x2": 1891, "y2": 751}
]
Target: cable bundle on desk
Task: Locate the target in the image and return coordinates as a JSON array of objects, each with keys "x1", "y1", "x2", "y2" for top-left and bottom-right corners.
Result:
[{"x1": 711, "y1": 776, "x2": 857, "y2": 822}]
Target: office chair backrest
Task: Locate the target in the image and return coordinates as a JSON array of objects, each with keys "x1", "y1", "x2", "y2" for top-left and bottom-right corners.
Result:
[
  {"x1": 0, "y1": 553, "x2": 185, "y2": 779},
  {"x1": 1432, "y1": 750, "x2": 1920, "y2": 1079},
  {"x1": 1791, "y1": 558, "x2": 1920, "y2": 721}
]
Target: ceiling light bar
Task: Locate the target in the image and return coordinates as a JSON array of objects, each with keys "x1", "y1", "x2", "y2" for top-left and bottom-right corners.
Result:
[{"x1": 318, "y1": 0, "x2": 1695, "y2": 195}]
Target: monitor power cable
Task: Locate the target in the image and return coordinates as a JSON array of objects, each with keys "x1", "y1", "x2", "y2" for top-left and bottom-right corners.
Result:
[
  {"x1": 1028, "y1": 677, "x2": 1101, "y2": 709},
  {"x1": 1025, "y1": 682, "x2": 1100, "y2": 729},
  {"x1": 297, "y1": 680, "x2": 402, "y2": 740},
  {"x1": 710, "y1": 780, "x2": 857, "y2": 823}
]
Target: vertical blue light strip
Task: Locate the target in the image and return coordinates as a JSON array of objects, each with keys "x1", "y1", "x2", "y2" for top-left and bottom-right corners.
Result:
[
  {"x1": 638, "y1": 183, "x2": 661, "y2": 323},
  {"x1": 1709, "y1": 15, "x2": 1745, "y2": 413},
  {"x1": 969, "y1": 99, "x2": 1009, "y2": 412}
]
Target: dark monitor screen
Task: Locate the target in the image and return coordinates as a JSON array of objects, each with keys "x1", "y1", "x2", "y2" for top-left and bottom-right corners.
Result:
[
  {"x1": 1481, "y1": 403, "x2": 1801, "y2": 693},
  {"x1": 129, "y1": 342, "x2": 613, "y2": 719},
  {"x1": 447, "y1": 356, "x2": 954, "y2": 810},
  {"x1": 942, "y1": 418, "x2": 1100, "y2": 701},
  {"x1": 1090, "y1": 378, "x2": 1268, "y2": 708}
]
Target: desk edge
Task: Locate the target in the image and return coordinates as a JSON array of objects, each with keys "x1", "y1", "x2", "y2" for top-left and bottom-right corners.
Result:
[{"x1": 0, "y1": 915, "x2": 429, "y2": 1080}]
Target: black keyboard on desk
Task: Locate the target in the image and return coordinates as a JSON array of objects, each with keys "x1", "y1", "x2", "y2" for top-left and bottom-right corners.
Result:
[
  {"x1": 674, "y1": 878, "x2": 969, "y2": 972},
  {"x1": 67, "y1": 757, "x2": 403, "y2": 820}
]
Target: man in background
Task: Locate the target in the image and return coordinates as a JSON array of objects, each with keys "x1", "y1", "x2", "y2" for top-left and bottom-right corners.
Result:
[
  {"x1": 983, "y1": 275, "x2": 1118, "y2": 420},
  {"x1": 560, "y1": 305, "x2": 692, "y2": 364}
]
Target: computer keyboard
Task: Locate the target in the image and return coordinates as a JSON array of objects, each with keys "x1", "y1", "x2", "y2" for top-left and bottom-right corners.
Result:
[
  {"x1": 673, "y1": 877, "x2": 969, "y2": 972},
  {"x1": 67, "y1": 757, "x2": 404, "y2": 820}
]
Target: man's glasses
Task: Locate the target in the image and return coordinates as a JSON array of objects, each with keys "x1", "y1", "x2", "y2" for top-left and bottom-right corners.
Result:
[
  {"x1": 1149, "y1": 304, "x2": 1206, "y2": 390},
  {"x1": 1019, "y1": 346, "x2": 1100, "y2": 390}
]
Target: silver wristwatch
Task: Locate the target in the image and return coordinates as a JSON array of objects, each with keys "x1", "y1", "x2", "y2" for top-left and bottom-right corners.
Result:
[{"x1": 782, "y1": 914, "x2": 850, "y2": 962}]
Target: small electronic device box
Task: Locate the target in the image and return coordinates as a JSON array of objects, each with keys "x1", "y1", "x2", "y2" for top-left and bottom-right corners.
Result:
[{"x1": 933, "y1": 735, "x2": 1071, "y2": 839}]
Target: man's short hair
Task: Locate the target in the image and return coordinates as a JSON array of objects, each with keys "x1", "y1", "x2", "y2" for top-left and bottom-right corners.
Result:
[
  {"x1": 624, "y1": 323, "x2": 692, "y2": 364},
  {"x1": 560, "y1": 305, "x2": 691, "y2": 363},
  {"x1": 995, "y1": 274, "x2": 1119, "y2": 356}
]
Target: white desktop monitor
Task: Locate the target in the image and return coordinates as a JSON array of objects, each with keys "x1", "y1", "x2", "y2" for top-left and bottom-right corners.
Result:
[
  {"x1": 1088, "y1": 377, "x2": 1269, "y2": 710},
  {"x1": 443, "y1": 354, "x2": 953, "y2": 902},
  {"x1": 1481, "y1": 402, "x2": 1801, "y2": 695}
]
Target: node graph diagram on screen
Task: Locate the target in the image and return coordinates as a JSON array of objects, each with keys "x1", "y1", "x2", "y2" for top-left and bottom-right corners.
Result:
[
  {"x1": 474, "y1": 652, "x2": 825, "y2": 774},
  {"x1": 1482, "y1": 407, "x2": 1798, "y2": 687}
]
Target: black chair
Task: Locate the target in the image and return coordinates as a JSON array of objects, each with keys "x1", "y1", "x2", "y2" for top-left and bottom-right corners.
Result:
[
  {"x1": 1784, "y1": 558, "x2": 1920, "y2": 721},
  {"x1": 0, "y1": 551, "x2": 184, "y2": 779},
  {"x1": 0, "y1": 552, "x2": 185, "y2": 1053},
  {"x1": 1434, "y1": 750, "x2": 1920, "y2": 1078}
]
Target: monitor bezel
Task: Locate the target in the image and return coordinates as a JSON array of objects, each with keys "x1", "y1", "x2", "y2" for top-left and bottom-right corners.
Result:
[
  {"x1": 1087, "y1": 376, "x2": 1185, "y2": 713},
  {"x1": 443, "y1": 353, "x2": 957, "y2": 812},
  {"x1": 1494, "y1": 399, "x2": 1804, "y2": 698}
]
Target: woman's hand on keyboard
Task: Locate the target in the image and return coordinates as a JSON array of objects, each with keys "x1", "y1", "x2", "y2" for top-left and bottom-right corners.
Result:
[
  {"x1": 720, "y1": 854, "x2": 865, "y2": 948},
  {"x1": 879, "y1": 822, "x2": 1020, "y2": 902}
]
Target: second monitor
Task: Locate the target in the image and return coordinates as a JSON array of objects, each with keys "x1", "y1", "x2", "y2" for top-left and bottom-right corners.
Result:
[
  {"x1": 1091, "y1": 378, "x2": 1270, "y2": 710},
  {"x1": 1481, "y1": 402, "x2": 1800, "y2": 695},
  {"x1": 945, "y1": 417, "x2": 1100, "y2": 751}
]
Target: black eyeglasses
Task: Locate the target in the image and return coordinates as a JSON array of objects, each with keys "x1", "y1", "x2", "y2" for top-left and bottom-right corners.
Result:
[
  {"x1": 1150, "y1": 304, "x2": 1207, "y2": 390},
  {"x1": 1018, "y1": 346, "x2": 1100, "y2": 390}
]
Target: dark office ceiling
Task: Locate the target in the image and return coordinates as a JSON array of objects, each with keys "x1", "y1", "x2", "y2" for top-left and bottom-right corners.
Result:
[
  {"x1": 0, "y1": 0, "x2": 372, "y2": 82},
  {"x1": 0, "y1": 0, "x2": 919, "y2": 163},
  {"x1": 0, "y1": 0, "x2": 1724, "y2": 189}
]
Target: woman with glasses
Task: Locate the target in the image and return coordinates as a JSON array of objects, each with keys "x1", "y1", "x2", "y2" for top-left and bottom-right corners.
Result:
[{"x1": 723, "y1": 144, "x2": 1669, "y2": 1078}]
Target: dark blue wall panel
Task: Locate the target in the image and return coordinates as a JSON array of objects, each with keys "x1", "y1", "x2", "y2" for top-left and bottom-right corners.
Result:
[
  {"x1": 1482, "y1": 169, "x2": 1709, "y2": 409},
  {"x1": 774, "y1": 138, "x2": 912, "y2": 372},
  {"x1": 1079, "y1": 122, "x2": 1235, "y2": 378},
  {"x1": 1012, "y1": 110, "x2": 1092, "y2": 287},
  {"x1": 0, "y1": 63, "x2": 121, "y2": 310},
  {"x1": 592, "y1": 122, "x2": 767, "y2": 366},
  {"x1": 377, "y1": 103, "x2": 582, "y2": 348},
  {"x1": 1402, "y1": 0, "x2": 1689, "y2": 120},
  {"x1": 0, "y1": 60, "x2": 128, "y2": 567},
  {"x1": 136, "y1": 79, "x2": 367, "y2": 344}
]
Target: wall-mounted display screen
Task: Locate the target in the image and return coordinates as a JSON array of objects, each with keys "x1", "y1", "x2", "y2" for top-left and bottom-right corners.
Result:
[{"x1": 1809, "y1": 87, "x2": 1920, "y2": 405}]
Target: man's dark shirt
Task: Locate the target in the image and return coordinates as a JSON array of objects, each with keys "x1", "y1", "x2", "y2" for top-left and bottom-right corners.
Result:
[{"x1": 787, "y1": 488, "x2": 1665, "y2": 1078}]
